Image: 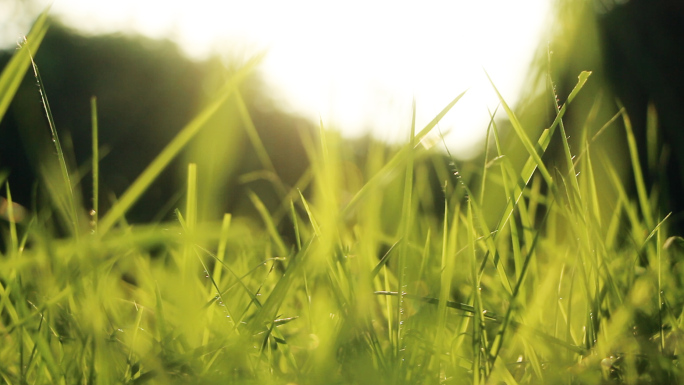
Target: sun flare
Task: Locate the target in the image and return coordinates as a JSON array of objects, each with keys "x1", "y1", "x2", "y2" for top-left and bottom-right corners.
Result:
[{"x1": 8, "y1": 0, "x2": 551, "y2": 158}]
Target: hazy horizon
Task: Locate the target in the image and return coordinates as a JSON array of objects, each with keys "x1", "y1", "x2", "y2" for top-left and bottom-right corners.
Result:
[{"x1": 1, "y1": 0, "x2": 552, "y2": 159}]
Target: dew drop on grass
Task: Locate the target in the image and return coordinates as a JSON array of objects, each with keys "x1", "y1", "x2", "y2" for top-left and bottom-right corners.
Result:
[
  {"x1": 89, "y1": 209, "x2": 96, "y2": 216},
  {"x1": 16, "y1": 36, "x2": 27, "y2": 48},
  {"x1": 601, "y1": 357, "x2": 616, "y2": 368}
]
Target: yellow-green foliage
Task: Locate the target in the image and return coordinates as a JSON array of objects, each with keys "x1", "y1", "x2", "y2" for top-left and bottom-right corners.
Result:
[{"x1": 1, "y1": 13, "x2": 683, "y2": 385}]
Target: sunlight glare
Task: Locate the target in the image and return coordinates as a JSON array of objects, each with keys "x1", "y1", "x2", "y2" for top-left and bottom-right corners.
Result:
[{"x1": 22, "y1": 0, "x2": 551, "y2": 159}]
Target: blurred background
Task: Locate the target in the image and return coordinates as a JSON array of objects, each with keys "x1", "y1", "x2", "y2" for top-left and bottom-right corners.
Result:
[
  {"x1": 1, "y1": 0, "x2": 552, "y2": 157},
  {"x1": 1, "y1": 0, "x2": 683, "y2": 230}
]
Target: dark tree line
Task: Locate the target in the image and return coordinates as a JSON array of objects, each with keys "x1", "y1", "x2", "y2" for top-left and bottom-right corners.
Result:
[
  {"x1": 1, "y1": 0, "x2": 683, "y2": 235},
  {"x1": 0, "y1": 21, "x2": 315, "y2": 226}
]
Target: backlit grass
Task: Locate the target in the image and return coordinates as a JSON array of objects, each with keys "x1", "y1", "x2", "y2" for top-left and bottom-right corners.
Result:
[{"x1": 1, "y1": 15, "x2": 683, "y2": 385}]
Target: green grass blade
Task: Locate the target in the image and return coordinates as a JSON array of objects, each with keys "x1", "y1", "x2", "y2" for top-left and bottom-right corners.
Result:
[
  {"x1": 342, "y1": 90, "x2": 466, "y2": 216},
  {"x1": 297, "y1": 189, "x2": 321, "y2": 238},
  {"x1": 600, "y1": 153, "x2": 642, "y2": 236},
  {"x1": 248, "y1": 191, "x2": 288, "y2": 257},
  {"x1": 395, "y1": 99, "x2": 417, "y2": 362},
  {"x1": 435, "y1": 202, "x2": 458, "y2": 360},
  {"x1": 91, "y1": 97, "x2": 99, "y2": 233},
  {"x1": 234, "y1": 91, "x2": 276, "y2": 174},
  {"x1": 4, "y1": 184, "x2": 18, "y2": 254},
  {"x1": 567, "y1": 70, "x2": 592, "y2": 104},
  {"x1": 641, "y1": 213, "x2": 671, "y2": 251},
  {"x1": 467, "y1": 201, "x2": 485, "y2": 383},
  {"x1": 479, "y1": 106, "x2": 499, "y2": 203},
  {"x1": 0, "y1": 9, "x2": 49, "y2": 122},
  {"x1": 247, "y1": 240, "x2": 311, "y2": 335},
  {"x1": 98, "y1": 55, "x2": 263, "y2": 234},
  {"x1": 370, "y1": 240, "x2": 401, "y2": 279},
  {"x1": 289, "y1": 200, "x2": 302, "y2": 251},
  {"x1": 488, "y1": 71, "x2": 592, "y2": 243},
  {"x1": 30, "y1": 52, "x2": 81, "y2": 237},
  {"x1": 487, "y1": 199, "x2": 552, "y2": 364},
  {"x1": 485, "y1": 70, "x2": 553, "y2": 187},
  {"x1": 582, "y1": 139, "x2": 602, "y2": 226},
  {"x1": 548, "y1": 58, "x2": 581, "y2": 204},
  {"x1": 212, "y1": 213, "x2": 232, "y2": 285},
  {"x1": 657, "y1": 225, "x2": 664, "y2": 353},
  {"x1": 182, "y1": 163, "x2": 198, "y2": 283},
  {"x1": 619, "y1": 104, "x2": 654, "y2": 230}
]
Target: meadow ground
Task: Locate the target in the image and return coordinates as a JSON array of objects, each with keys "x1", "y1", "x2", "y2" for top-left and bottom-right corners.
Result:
[{"x1": 1, "y1": 13, "x2": 683, "y2": 385}]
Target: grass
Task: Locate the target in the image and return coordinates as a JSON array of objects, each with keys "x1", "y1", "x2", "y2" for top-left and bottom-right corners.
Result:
[{"x1": 1, "y1": 16, "x2": 684, "y2": 385}]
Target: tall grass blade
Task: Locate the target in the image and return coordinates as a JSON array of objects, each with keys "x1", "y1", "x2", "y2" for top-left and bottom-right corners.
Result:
[
  {"x1": 234, "y1": 91, "x2": 276, "y2": 174},
  {"x1": 548, "y1": 53, "x2": 581, "y2": 203},
  {"x1": 297, "y1": 189, "x2": 321, "y2": 238},
  {"x1": 0, "y1": 9, "x2": 49, "y2": 122},
  {"x1": 485, "y1": 70, "x2": 553, "y2": 187},
  {"x1": 247, "y1": 240, "x2": 311, "y2": 335},
  {"x1": 467, "y1": 201, "x2": 485, "y2": 384},
  {"x1": 479, "y1": 106, "x2": 499, "y2": 203},
  {"x1": 4, "y1": 184, "x2": 18, "y2": 254},
  {"x1": 435, "y1": 202, "x2": 458, "y2": 368},
  {"x1": 395, "y1": 99, "x2": 417, "y2": 362},
  {"x1": 488, "y1": 71, "x2": 592, "y2": 245},
  {"x1": 182, "y1": 163, "x2": 198, "y2": 283},
  {"x1": 99, "y1": 56, "x2": 262, "y2": 234},
  {"x1": 619, "y1": 103, "x2": 654, "y2": 230},
  {"x1": 91, "y1": 96, "x2": 99, "y2": 233},
  {"x1": 31, "y1": 52, "x2": 81, "y2": 237},
  {"x1": 249, "y1": 191, "x2": 288, "y2": 257},
  {"x1": 342, "y1": 90, "x2": 466, "y2": 215}
]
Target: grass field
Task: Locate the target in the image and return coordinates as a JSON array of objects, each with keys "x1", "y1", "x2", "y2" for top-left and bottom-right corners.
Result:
[{"x1": 1, "y1": 13, "x2": 683, "y2": 385}]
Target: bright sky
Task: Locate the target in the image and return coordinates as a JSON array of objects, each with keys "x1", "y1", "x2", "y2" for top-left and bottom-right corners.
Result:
[{"x1": 4, "y1": 0, "x2": 552, "y2": 159}]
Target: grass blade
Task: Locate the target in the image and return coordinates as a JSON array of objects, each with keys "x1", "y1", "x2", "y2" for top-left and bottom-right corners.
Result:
[
  {"x1": 342, "y1": 90, "x2": 466, "y2": 216},
  {"x1": 30, "y1": 51, "x2": 81, "y2": 237},
  {"x1": 619, "y1": 103, "x2": 654, "y2": 230},
  {"x1": 98, "y1": 56, "x2": 263, "y2": 234},
  {"x1": 249, "y1": 191, "x2": 288, "y2": 257},
  {"x1": 0, "y1": 9, "x2": 49, "y2": 122},
  {"x1": 485, "y1": 70, "x2": 554, "y2": 187},
  {"x1": 91, "y1": 97, "x2": 99, "y2": 233}
]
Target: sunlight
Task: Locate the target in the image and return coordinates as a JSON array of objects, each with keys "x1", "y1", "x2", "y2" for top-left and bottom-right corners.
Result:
[{"x1": 20, "y1": 0, "x2": 551, "y2": 158}]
